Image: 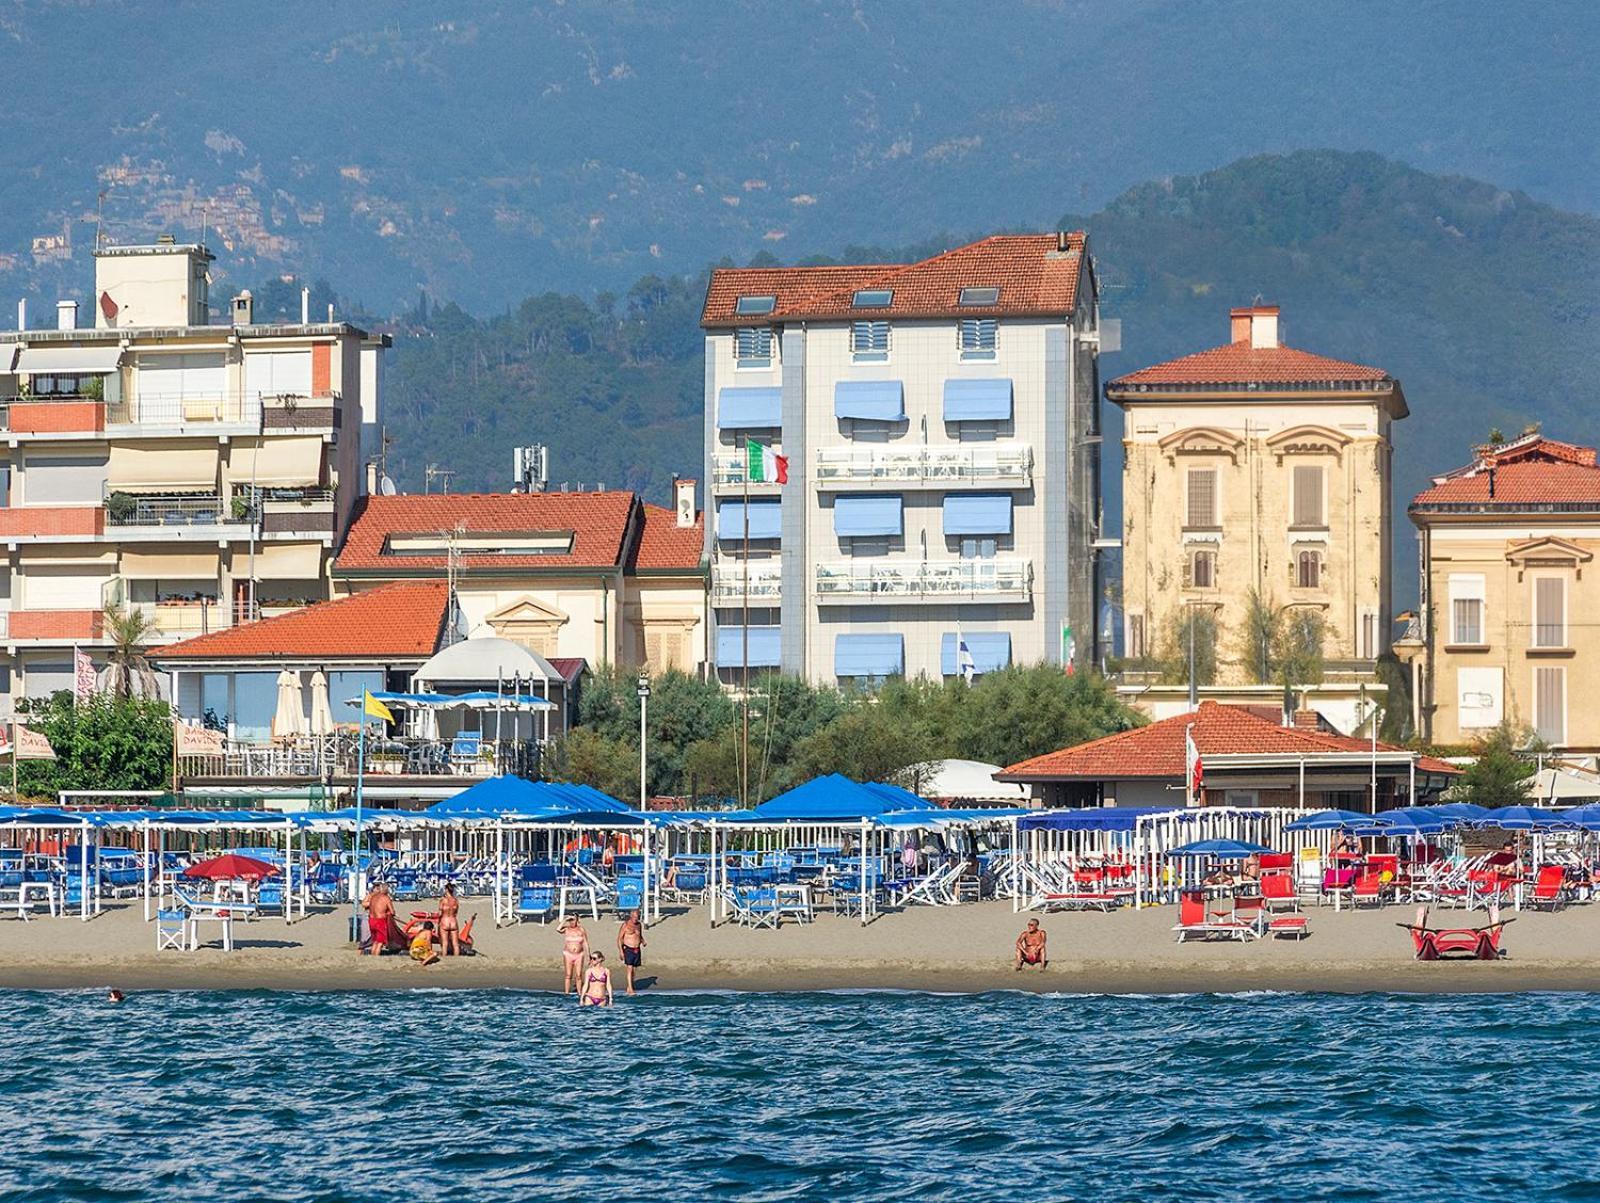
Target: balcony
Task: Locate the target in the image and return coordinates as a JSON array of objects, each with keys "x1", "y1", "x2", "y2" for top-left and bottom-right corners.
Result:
[
  {"x1": 177, "y1": 733, "x2": 543, "y2": 784},
  {"x1": 10, "y1": 609, "x2": 104, "y2": 641},
  {"x1": 711, "y1": 562, "x2": 783, "y2": 603},
  {"x1": 0, "y1": 506, "x2": 106, "y2": 538},
  {"x1": 250, "y1": 486, "x2": 338, "y2": 535},
  {"x1": 105, "y1": 492, "x2": 253, "y2": 529},
  {"x1": 105, "y1": 393, "x2": 261, "y2": 429},
  {"x1": 813, "y1": 443, "x2": 1033, "y2": 489},
  {"x1": 815, "y1": 557, "x2": 1033, "y2": 602},
  {"x1": 0, "y1": 396, "x2": 106, "y2": 435},
  {"x1": 131, "y1": 599, "x2": 227, "y2": 639},
  {"x1": 712, "y1": 451, "x2": 784, "y2": 489}
]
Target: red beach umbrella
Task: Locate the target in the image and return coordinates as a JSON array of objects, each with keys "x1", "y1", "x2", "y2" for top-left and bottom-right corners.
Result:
[{"x1": 183, "y1": 853, "x2": 279, "y2": 881}]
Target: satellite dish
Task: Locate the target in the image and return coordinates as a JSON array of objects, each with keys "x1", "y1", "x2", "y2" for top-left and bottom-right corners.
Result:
[{"x1": 379, "y1": 475, "x2": 397, "y2": 496}]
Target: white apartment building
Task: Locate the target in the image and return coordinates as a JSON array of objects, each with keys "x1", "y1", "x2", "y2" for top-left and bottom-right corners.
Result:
[
  {"x1": 700, "y1": 233, "x2": 1104, "y2": 686},
  {"x1": 0, "y1": 238, "x2": 386, "y2": 706}
]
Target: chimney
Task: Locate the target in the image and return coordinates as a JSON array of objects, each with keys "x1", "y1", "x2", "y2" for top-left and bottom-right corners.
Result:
[
  {"x1": 1231, "y1": 304, "x2": 1280, "y2": 348},
  {"x1": 327, "y1": 303, "x2": 335, "y2": 323},
  {"x1": 16, "y1": 299, "x2": 25, "y2": 330},
  {"x1": 300, "y1": 286, "x2": 310, "y2": 325},
  {"x1": 56, "y1": 300, "x2": 77, "y2": 331},
  {"x1": 1055, "y1": 230, "x2": 1071, "y2": 252},
  {"x1": 1292, "y1": 708, "x2": 1320, "y2": 730},
  {"x1": 1230, "y1": 308, "x2": 1251, "y2": 344},
  {"x1": 231, "y1": 290, "x2": 253, "y2": 327},
  {"x1": 675, "y1": 477, "x2": 697, "y2": 528},
  {"x1": 365, "y1": 461, "x2": 378, "y2": 495}
]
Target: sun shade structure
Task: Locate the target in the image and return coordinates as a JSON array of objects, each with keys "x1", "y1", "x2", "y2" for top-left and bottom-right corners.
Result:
[
  {"x1": 1165, "y1": 839, "x2": 1272, "y2": 859},
  {"x1": 752, "y1": 774, "x2": 924, "y2": 822},
  {"x1": 1283, "y1": 809, "x2": 1381, "y2": 832},
  {"x1": 183, "y1": 853, "x2": 280, "y2": 880}
]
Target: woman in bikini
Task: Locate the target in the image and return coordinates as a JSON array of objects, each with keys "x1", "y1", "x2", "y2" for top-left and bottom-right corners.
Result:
[
  {"x1": 438, "y1": 883, "x2": 461, "y2": 957},
  {"x1": 580, "y1": 951, "x2": 613, "y2": 1007},
  {"x1": 559, "y1": 915, "x2": 589, "y2": 994}
]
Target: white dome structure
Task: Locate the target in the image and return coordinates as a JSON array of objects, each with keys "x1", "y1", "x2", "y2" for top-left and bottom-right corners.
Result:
[
  {"x1": 919, "y1": 759, "x2": 1029, "y2": 804},
  {"x1": 412, "y1": 636, "x2": 557, "y2": 690}
]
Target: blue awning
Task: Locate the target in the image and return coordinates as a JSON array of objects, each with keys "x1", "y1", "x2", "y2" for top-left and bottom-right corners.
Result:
[
  {"x1": 834, "y1": 633, "x2": 903, "y2": 677},
  {"x1": 834, "y1": 380, "x2": 905, "y2": 421},
  {"x1": 833, "y1": 495, "x2": 903, "y2": 537},
  {"x1": 1017, "y1": 807, "x2": 1188, "y2": 833},
  {"x1": 754, "y1": 773, "x2": 923, "y2": 821},
  {"x1": 717, "y1": 386, "x2": 782, "y2": 429},
  {"x1": 717, "y1": 499, "x2": 781, "y2": 541},
  {"x1": 716, "y1": 626, "x2": 781, "y2": 668},
  {"x1": 943, "y1": 492, "x2": 1013, "y2": 535},
  {"x1": 943, "y1": 378, "x2": 1013, "y2": 421},
  {"x1": 940, "y1": 631, "x2": 1012, "y2": 676}
]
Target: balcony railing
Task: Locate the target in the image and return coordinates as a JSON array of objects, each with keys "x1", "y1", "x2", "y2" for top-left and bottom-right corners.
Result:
[
  {"x1": 814, "y1": 443, "x2": 1033, "y2": 488},
  {"x1": 711, "y1": 563, "x2": 783, "y2": 602},
  {"x1": 106, "y1": 393, "x2": 262, "y2": 427},
  {"x1": 132, "y1": 600, "x2": 226, "y2": 638},
  {"x1": 105, "y1": 493, "x2": 253, "y2": 527},
  {"x1": 712, "y1": 451, "x2": 784, "y2": 487},
  {"x1": 815, "y1": 557, "x2": 1033, "y2": 601},
  {"x1": 177, "y1": 734, "x2": 544, "y2": 781}
]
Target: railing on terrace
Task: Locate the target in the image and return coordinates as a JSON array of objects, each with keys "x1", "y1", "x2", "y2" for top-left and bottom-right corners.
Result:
[
  {"x1": 712, "y1": 452, "x2": 783, "y2": 487},
  {"x1": 815, "y1": 557, "x2": 1033, "y2": 600},
  {"x1": 246, "y1": 485, "x2": 336, "y2": 505},
  {"x1": 105, "y1": 494, "x2": 253, "y2": 527},
  {"x1": 105, "y1": 393, "x2": 262, "y2": 427},
  {"x1": 177, "y1": 734, "x2": 545, "y2": 782},
  {"x1": 814, "y1": 443, "x2": 1033, "y2": 487},
  {"x1": 132, "y1": 600, "x2": 226, "y2": 637},
  {"x1": 710, "y1": 564, "x2": 784, "y2": 602}
]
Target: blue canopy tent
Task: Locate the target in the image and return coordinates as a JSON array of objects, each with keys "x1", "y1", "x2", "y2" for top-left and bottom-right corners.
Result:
[{"x1": 753, "y1": 774, "x2": 925, "y2": 822}]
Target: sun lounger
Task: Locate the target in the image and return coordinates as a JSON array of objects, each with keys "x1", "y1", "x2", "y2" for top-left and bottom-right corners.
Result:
[
  {"x1": 1173, "y1": 890, "x2": 1256, "y2": 943},
  {"x1": 1351, "y1": 872, "x2": 1386, "y2": 908},
  {"x1": 613, "y1": 874, "x2": 644, "y2": 917},
  {"x1": 1259, "y1": 873, "x2": 1298, "y2": 913},
  {"x1": 1528, "y1": 865, "x2": 1569, "y2": 912},
  {"x1": 516, "y1": 886, "x2": 555, "y2": 924},
  {"x1": 1267, "y1": 915, "x2": 1310, "y2": 940}
]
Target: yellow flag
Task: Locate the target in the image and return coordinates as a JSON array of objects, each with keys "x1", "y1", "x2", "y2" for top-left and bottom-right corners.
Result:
[{"x1": 363, "y1": 691, "x2": 393, "y2": 724}]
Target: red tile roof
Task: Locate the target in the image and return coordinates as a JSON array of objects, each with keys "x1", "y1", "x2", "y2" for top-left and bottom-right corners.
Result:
[
  {"x1": 701, "y1": 234, "x2": 1090, "y2": 326},
  {"x1": 997, "y1": 701, "x2": 1455, "y2": 781},
  {"x1": 1108, "y1": 341, "x2": 1393, "y2": 390},
  {"x1": 547, "y1": 657, "x2": 587, "y2": 685},
  {"x1": 336, "y1": 492, "x2": 637, "y2": 573},
  {"x1": 156, "y1": 581, "x2": 449, "y2": 661},
  {"x1": 1412, "y1": 436, "x2": 1600, "y2": 510},
  {"x1": 629, "y1": 503, "x2": 704, "y2": 572}
]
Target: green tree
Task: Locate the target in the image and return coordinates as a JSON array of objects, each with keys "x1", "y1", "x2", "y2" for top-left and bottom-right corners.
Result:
[
  {"x1": 948, "y1": 666, "x2": 1145, "y2": 768},
  {"x1": 572, "y1": 666, "x2": 733, "y2": 797},
  {"x1": 683, "y1": 673, "x2": 853, "y2": 804},
  {"x1": 16, "y1": 693, "x2": 174, "y2": 798},
  {"x1": 1453, "y1": 723, "x2": 1537, "y2": 809},
  {"x1": 1275, "y1": 608, "x2": 1327, "y2": 691},
  {"x1": 1159, "y1": 608, "x2": 1219, "y2": 687},
  {"x1": 101, "y1": 605, "x2": 161, "y2": 699},
  {"x1": 544, "y1": 728, "x2": 639, "y2": 802},
  {"x1": 788, "y1": 703, "x2": 937, "y2": 788}
]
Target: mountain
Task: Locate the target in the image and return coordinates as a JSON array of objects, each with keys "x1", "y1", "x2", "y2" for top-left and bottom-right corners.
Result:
[
  {"x1": 369, "y1": 150, "x2": 1600, "y2": 613},
  {"x1": 0, "y1": 1, "x2": 1596, "y2": 311}
]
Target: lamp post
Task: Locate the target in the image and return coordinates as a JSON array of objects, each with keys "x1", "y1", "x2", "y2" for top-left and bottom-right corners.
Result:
[{"x1": 636, "y1": 673, "x2": 651, "y2": 812}]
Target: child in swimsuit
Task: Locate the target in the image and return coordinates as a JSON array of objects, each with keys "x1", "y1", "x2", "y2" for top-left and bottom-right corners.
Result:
[
  {"x1": 560, "y1": 917, "x2": 589, "y2": 994},
  {"x1": 410, "y1": 921, "x2": 439, "y2": 966},
  {"x1": 580, "y1": 951, "x2": 612, "y2": 1007}
]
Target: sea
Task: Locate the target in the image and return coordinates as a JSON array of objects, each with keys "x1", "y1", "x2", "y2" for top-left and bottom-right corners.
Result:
[{"x1": 3, "y1": 987, "x2": 1597, "y2": 1202}]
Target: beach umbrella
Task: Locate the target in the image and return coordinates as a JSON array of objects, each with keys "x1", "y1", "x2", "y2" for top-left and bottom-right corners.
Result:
[
  {"x1": 1165, "y1": 839, "x2": 1272, "y2": 859},
  {"x1": 184, "y1": 853, "x2": 279, "y2": 880},
  {"x1": 1560, "y1": 803, "x2": 1600, "y2": 831},
  {"x1": 1473, "y1": 805, "x2": 1572, "y2": 831},
  {"x1": 307, "y1": 671, "x2": 335, "y2": 737},
  {"x1": 1429, "y1": 802, "x2": 1490, "y2": 823},
  {"x1": 270, "y1": 670, "x2": 305, "y2": 740},
  {"x1": 1283, "y1": 809, "x2": 1374, "y2": 832}
]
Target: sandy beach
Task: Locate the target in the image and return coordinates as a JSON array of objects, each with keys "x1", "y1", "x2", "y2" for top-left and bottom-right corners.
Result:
[{"x1": 1, "y1": 897, "x2": 1597, "y2": 995}]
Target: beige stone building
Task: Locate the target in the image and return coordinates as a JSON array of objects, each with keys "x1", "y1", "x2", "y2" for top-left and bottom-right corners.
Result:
[
  {"x1": 1405, "y1": 434, "x2": 1600, "y2": 751},
  {"x1": 1108, "y1": 305, "x2": 1406, "y2": 730}
]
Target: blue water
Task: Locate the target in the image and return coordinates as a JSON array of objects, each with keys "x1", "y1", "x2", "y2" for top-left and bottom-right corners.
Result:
[{"x1": 3, "y1": 989, "x2": 1598, "y2": 1201}]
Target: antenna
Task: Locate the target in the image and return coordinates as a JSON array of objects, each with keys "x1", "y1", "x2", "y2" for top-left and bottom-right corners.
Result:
[
  {"x1": 95, "y1": 190, "x2": 106, "y2": 250},
  {"x1": 424, "y1": 464, "x2": 455, "y2": 494},
  {"x1": 513, "y1": 445, "x2": 549, "y2": 493}
]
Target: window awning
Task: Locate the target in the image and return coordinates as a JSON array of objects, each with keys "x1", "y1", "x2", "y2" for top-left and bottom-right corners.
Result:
[
  {"x1": 716, "y1": 625, "x2": 781, "y2": 668},
  {"x1": 943, "y1": 493, "x2": 1013, "y2": 536},
  {"x1": 15, "y1": 345, "x2": 123, "y2": 375},
  {"x1": 717, "y1": 500, "x2": 781, "y2": 541},
  {"x1": 835, "y1": 633, "x2": 904, "y2": 677},
  {"x1": 245, "y1": 541, "x2": 323, "y2": 580},
  {"x1": 108, "y1": 443, "x2": 221, "y2": 491},
  {"x1": 717, "y1": 387, "x2": 782, "y2": 429},
  {"x1": 834, "y1": 380, "x2": 905, "y2": 421},
  {"x1": 943, "y1": 378, "x2": 1013, "y2": 421},
  {"x1": 940, "y1": 631, "x2": 1012, "y2": 676},
  {"x1": 833, "y1": 495, "x2": 902, "y2": 537},
  {"x1": 121, "y1": 549, "x2": 222, "y2": 580},
  {"x1": 224, "y1": 436, "x2": 324, "y2": 486}
]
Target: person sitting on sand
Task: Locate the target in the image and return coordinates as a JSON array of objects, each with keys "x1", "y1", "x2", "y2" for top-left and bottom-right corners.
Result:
[
  {"x1": 438, "y1": 883, "x2": 462, "y2": 956},
  {"x1": 580, "y1": 951, "x2": 613, "y2": 1006},
  {"x1": 362, "y1": 882, "x2": 397, "y2": 956},
  {"x1": 410, "y1": 921, "x2": 440, "y2": 966},
  {"x1": 618, "y1": 909, "x2": 646, "y2": 995},
  {"x1": 1014, "y1": 919, "x2": 1047, "y2": 972},
  {"x1": 560, "y1": 915, "x2": 590, "y2": 994}
]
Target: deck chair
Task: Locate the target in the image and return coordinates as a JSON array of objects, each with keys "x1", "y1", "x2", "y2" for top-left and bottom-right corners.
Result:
[
  {"x1": 156, "y1": 908, "x2": 189, "y2": 951},
  {"x1": 743, "y1": 886, "x2": 782, "y2": 929},
  {"x1": 1173, "y1": 890, "x2": 1254, "y2": 943},
  {"x1": 1350, "y1": 872, "x2": 1385, "y2": 908},
  {"x1": 1260, "y1": 872, "x2": 1298, "y2": 913},
  {"x1": 1295, "y1": 847, "x2": 1324, "y2": 902},
  {"x1": 614, "y1": 875, "x2": 644, "y2": 917},
  {"x1": 1528, "y1": 865, "x2": 1569, "y2": 912},
  {"x1": 516, "y1": 886, "x2": 555, "y2": 924}
]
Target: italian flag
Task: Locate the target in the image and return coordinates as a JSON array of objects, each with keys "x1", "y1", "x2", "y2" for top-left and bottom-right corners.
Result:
[{"x1": 746, "y1": 439, "x2": 788, "y2": 484}]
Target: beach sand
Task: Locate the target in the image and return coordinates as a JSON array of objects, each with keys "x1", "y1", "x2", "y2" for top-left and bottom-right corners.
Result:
[{"x1": 1, "y1": 897, "x2": 1598, "y2": 995}]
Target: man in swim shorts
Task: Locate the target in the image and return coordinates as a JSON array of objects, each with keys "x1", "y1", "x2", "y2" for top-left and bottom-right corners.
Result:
[
  {"x1": 363, "y1": 882, "x2": 396, "y2": 956},
  {"x1": 560, "y1": 915, "x2": 590, "y2": 994},
  {"x1": 617, "y1": 908, "x2": 646, "y2": 995},
  {"x1": 1014, "y1": 918, "x2": 1047, "y2": 971}
]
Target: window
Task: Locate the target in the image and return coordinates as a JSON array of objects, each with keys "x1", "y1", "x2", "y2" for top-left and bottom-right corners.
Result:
[
  {"x1": 958, "y1": 286, "x2": 1000, "y2": 306},
  {"x1": 1127, "y1": 613, "x2": 1146, "y2": 659},
  {"x1": 959, "y1": 318, "x2": 997, "y2": 360},
  {"x1": 960, "y1": 537, "x2": 998, "y2": 560},
  {"x1": 1292, "y1": 465, "x2": 1325, "y2": 528},
  {"x1": 1185, "y1": 469, "x2": 1218, "y2": 529},
  {"x1": 1534, "y1": 666, "x2": 1566, "y2": 745},
  {"x1": 733, "y1": 325, "x2": 773, "y2": 367},
  {"x1": 1533, "y1": 576, "x2": 1567, "y2": 648},
  {"x1": 1187, "y1": 549, "x2": 1217, "y2": 589},
  {"x1": 1295, "y1": 550, "x2": 1322, "y2": 590},
  {"x1": 1449, "y1": 574, "x2": 1485, "y2": 645},
  {"x1": 849, "y1": 538, "x2": 889, "y2": 558},
  {"x1": 850, "y1": 320, "x2": 890, "y2": 362},
  {"x1": 1457, "y1": 666, "x2": 1503, "y2": 729},
  {"x1": 735, "y1": 295, "x2": 776, "y2": 316},
  {"x1": 852, "y1": 289, "x2": 893, "y2": 308},
  {"x1": 1360, "y1": 610, "x2": 1378, "y2": 660}
]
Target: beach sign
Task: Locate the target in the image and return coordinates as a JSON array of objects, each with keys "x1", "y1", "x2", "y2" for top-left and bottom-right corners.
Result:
[
  {"x1": 173, "y1": 721, "x2": 227, "y2": 757},
  {"x1": 0, "y1": 724, "x2": 57, "y2": 761}
]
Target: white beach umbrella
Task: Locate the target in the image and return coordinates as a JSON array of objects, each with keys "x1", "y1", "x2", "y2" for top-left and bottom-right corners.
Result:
[
  {"x1": 307, "y1": 671, "x2": 335, "y2": 737},
  {"x1": 270, "y1": 670, "x2": 305, "y2": 740}
]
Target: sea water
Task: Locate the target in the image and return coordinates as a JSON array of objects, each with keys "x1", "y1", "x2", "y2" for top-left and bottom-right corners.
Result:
[{"x1": 3, "y1": 988, "x2": 1598, "y2": 1202}]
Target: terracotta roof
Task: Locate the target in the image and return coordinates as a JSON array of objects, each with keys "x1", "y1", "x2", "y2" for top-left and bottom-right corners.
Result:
[
  {"x1": 336, "y1": 492, "x2": 637, "y2": 573},
  {"x1": 1108, "y1": 341, "x2": 1393, "y2": 390},
  {"x1": 629, "y1": 503, "x2": 704, "y2": 572},
  {"x1": 547, "y1": 657, "x2": 587, "y2": 685},
  {"x1": 997, "y1": 701, "x2": 1455, "y2": 781},
  {"x1": 1412, "y1": 437, "x2": 1600, "y2": 510},
  {"x1": 156, "y1": 581, "x2": 449, "y2": 661},
  {"x1": 701, "y1": 234, "x2": 1089, "y2": 326}
]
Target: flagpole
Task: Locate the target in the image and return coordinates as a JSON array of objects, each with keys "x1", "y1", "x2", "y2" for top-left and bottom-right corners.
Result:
[
  {"x1": 353, "y1": 698, "x2": 366, "y2": 939},
  {"x1": 1184, "y1": 721, "x2": 1194, "y2": 809},
  {"x1": 741, "y1": 454, "x2": 750, "y2": 809}
]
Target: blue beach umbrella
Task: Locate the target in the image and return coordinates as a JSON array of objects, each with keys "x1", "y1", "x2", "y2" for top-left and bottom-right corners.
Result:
[
  {"x1": 1473, "y1": 805, "x2": 1572, "y2": 831},
  {"x1": 1561, "y1": 803, "x2": 1600, "y2": 831},
  {"x1": 1429, "y1": 802, "x2": 1491, "y2": 823},
  {"x1": 1283, "y1": 809, "x2": 1374, "y2": 832},
  {"x1": 1165, "y1": 839, "x2": 1272, "y2": 859}
]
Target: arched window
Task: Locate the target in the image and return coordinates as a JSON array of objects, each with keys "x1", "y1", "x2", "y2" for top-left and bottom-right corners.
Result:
[{"x1": 1296, "y1": 550, "x2": 1321, "y2": 590}]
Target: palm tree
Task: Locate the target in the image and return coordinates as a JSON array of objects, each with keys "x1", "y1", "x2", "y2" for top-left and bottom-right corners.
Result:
[{"x1": 101, "y1": 605, "x2": 160, "y2": 699}]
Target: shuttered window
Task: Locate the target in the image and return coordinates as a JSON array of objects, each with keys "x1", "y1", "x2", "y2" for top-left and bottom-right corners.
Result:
[
  {"x1": 959, "y1": 318, "x2": 997, "y2": 359},
  {"x1": 1296, "y1": 550, "x2": 1321, "y2": 589},
  {"x1": 1534, "y1": 666, "x2": 1566, "y2": 745},
  {"x1": 850, "y1": 320, "x2": 890, "y2": 360},
  {"x1": 1533, "y1": 577, "x2": 1566, "y2": 647},
  {"x1": 733, "y1": 326, "x2": 773, "y2": 365},
  {"x1": 1188, "y1": 550, "x2": 1216, "y2": 589},
  {"x1": 1449, "y1": 574, "x2": 1485, "y2": 645},
  {"x1": 1292, "y1": 465, "x2": 1325, "y2": 527},
  {"x1": 1127, "y1": 614, "x2": 1146, "y2": 659},
  {"x1": 1185, "y1": 469, "x2": 1218, "y2": 529}
]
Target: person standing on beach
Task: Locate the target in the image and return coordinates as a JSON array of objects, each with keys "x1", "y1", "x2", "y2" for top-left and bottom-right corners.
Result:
[
  {"x1": 362, "y1": 882, "x2": 396, "y2": 956},
  {"x1": 580, "y1": 951, "x2": 613, "y2": 1006},
  {"x1": 617, "y1": 909, "x2": 646, "y2": 995},
  {"x1": 560, "y1": 915, "x2": 590, "y2": 994},
  {"x1": 1015, "y1": 919, "x2": 1047, "y2": 972},
  {"x1": 438, "y1": 883, "x2": 461, "y2": 956}
]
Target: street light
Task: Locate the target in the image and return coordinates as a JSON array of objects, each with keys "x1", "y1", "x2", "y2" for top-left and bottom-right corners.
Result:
[{"x1": 636, "y1": 673, "x2": 651, "y2": 811}]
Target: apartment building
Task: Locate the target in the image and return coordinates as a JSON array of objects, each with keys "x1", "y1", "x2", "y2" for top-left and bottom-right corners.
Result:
[
  {"x1": 1405, "y1": 434, "x2": 1600, "y2": 752},
  {"x1": 700, "y1": 233, "x2": 1104, "y2": 686},
  {"x1": 0, "y1": 239, "x2": 386, "y2": 704},
  {"x1": 1108, "y1": 305, "x2": 1404, "y2": 732}
]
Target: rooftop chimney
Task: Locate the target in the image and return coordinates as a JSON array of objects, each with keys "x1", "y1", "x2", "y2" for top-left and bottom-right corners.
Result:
[
  {"x1": 1292, "y1": 707, "x2": 1321, "y2": 730},
  {"x1": 55, "y1": 300, "x2": 77, "y2": 331},
  {"x1": 300, "y1": 286, "x2": 310, "y2": 325},
  {"x1": 675, "y1": 477, "x2": 697, "y2": 528},
  {"x1": 365, "y1": 460, "x2": 378, "y2": 495},
  {"x1": 16, "y1": 299, "x2": 25, "y2": 330},
  {"x1": 1231, "y1": 304, "x2": 1280, "y2": 349},
  {"x1": 1056, "y1": 230, "x2": 1071, "y2": 252},
  {"x1": 231, "y1": 290, "x2": 253, "y2": 327}
]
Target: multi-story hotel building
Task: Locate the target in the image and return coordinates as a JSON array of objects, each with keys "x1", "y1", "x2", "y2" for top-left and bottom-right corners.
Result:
[
  {"x1": 1405, "y1": 433, "x2": 1600, "y2": 752},
  {"x1": 700, "y1": 233, "x2": 1104, "y2": 686},
  {"x1": 0, "y1": 238, "x2": 385, "y2": 705},
  {"x1": 1108, "y1": 305, "x2": 1405, "y2": 731}
]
